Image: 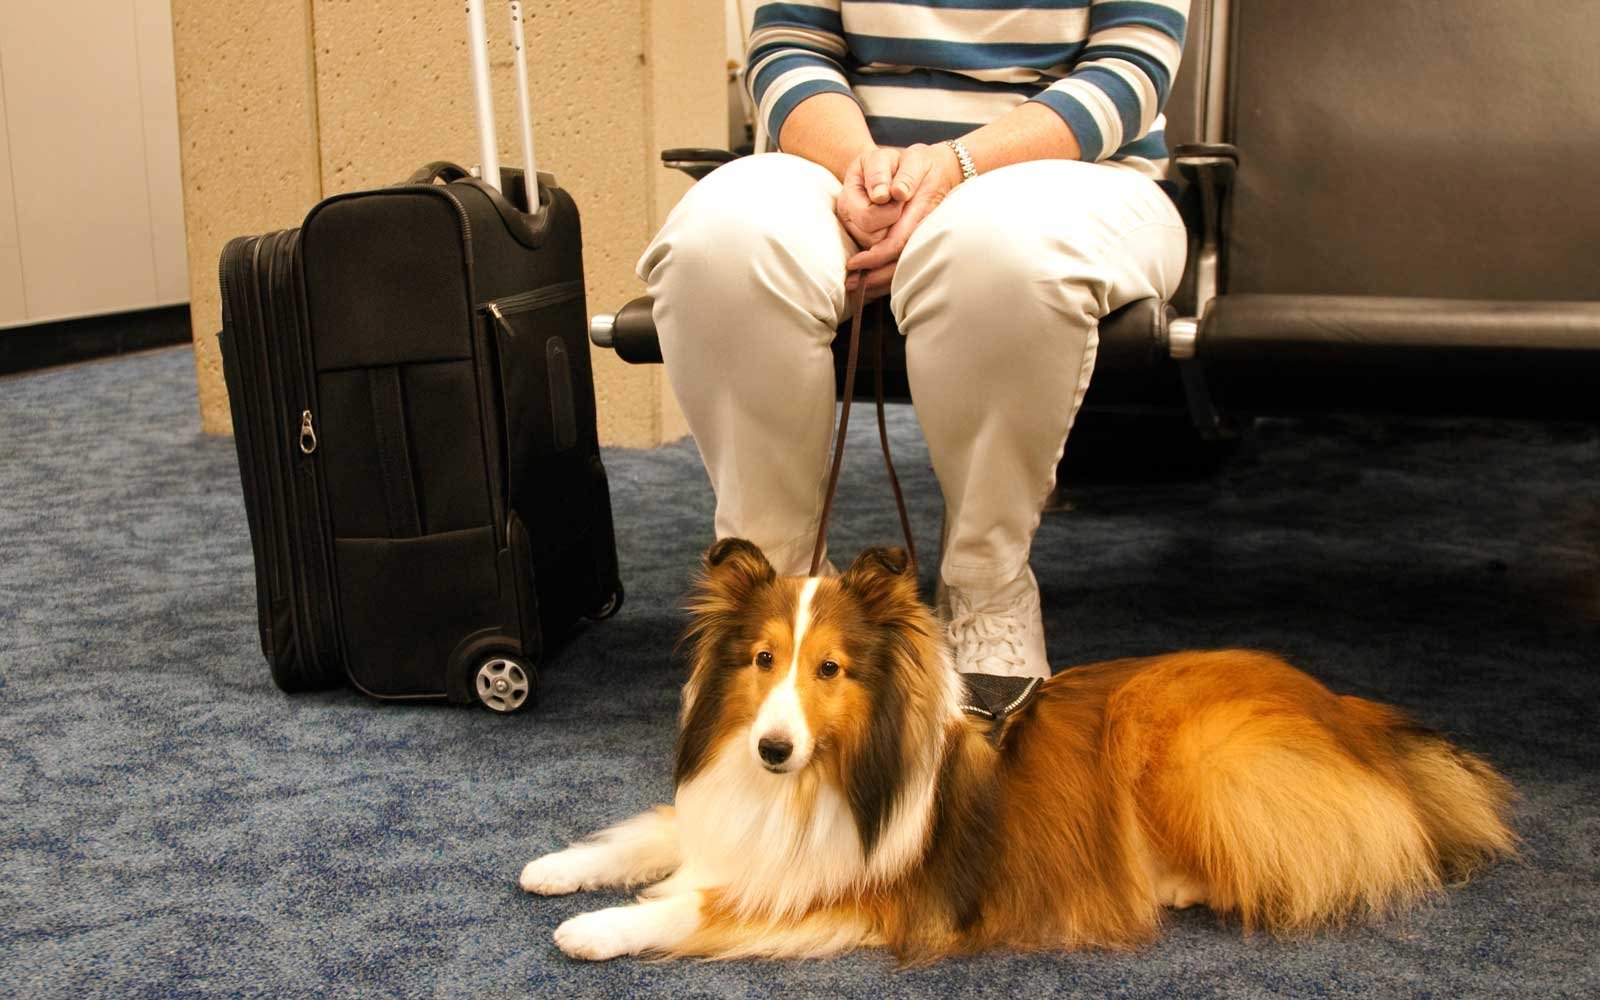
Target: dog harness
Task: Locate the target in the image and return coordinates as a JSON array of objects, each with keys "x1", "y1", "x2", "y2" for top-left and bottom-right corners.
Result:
[{"x1": 958, "y1": 673, "x2": 1044, "y2": 746}]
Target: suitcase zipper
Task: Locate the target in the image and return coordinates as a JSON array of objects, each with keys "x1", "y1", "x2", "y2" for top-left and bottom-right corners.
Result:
[
  {"x1": 261, "y1": 231, "x2": 324, "y2": 680},
  {"x1": 486, "y1": 279, "x2": 584, "y2": 319},
  {"x1": 293, "y1": 239, "x2": 344, "y2": 682},
  {"x1": 237, "y1": 234, "x2": 314, "y2": 679},
  {"x1": 275, "y1": 234, "x2": 342, "y2": 680}
]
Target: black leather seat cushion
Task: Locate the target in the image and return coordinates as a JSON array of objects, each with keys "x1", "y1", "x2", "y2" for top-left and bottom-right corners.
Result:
[{"x1": 1200, "y1": 294, "x2": 1600, "y2": 418}]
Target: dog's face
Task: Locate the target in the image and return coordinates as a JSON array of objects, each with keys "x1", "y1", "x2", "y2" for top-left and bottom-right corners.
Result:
[
  {"x1": 735, "y1": 567, "x2": 855, "y2": 775},
  {"x1": 676, "y1": 539, "x2": 955, "y2": 857},
  {"x1": 676, "y1": 540, "x2": 918, "y2": 769},
  {"x1": 678, "y1": 537, "x2": 960, "y2": 857}
]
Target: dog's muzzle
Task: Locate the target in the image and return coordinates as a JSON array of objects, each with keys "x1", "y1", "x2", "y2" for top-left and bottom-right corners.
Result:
[{"x1": 757, "y1": 736, "x2": 794, "y2": 770}]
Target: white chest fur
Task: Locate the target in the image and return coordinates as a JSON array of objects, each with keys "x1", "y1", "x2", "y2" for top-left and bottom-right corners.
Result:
[
  {"x1": 667, "y1": 745, "x2": 869, "y2": 919},
  {"x1": 663, "y1": 732, "x2": 951, "y2": 921}
]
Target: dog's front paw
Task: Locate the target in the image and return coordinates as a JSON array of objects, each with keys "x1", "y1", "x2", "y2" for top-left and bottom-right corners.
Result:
[
  {"x1": 553, "y1": 908, "x2": 639, "y2": 961},
  {"x1": 520, "y1": 852, "x2": 588, "y2": 895}
]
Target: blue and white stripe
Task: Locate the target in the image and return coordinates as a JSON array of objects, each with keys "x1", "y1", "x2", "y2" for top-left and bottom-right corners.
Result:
[{"x1": 744, "y1": 0, "x2": 1189, "y2": 179}]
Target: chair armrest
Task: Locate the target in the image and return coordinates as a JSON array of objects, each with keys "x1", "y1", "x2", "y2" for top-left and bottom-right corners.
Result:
[
  {"x1": 589, "y1": 296, "x2": 663, "y2": 364},
  {"x1": 660, "y1": 148, "x2": 743, "y2": 181},
  {"x1": 1167, "y1": 142, "x2": 1240, "y2": 439},
  {"x1": 1172, "y1": 142, "x2": 1238, "y2": 172},
  {"x1": 1171, "y1": 142, "x2": 1239, "y2": 320}
]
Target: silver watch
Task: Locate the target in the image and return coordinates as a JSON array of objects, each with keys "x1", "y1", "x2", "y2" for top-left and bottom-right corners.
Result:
[{"x1": 944, "y1": 139, "x2": 977, "y2": 182}]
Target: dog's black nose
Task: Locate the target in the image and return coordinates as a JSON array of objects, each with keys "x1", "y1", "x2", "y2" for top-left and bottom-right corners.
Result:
[{"x1": 758, "y1": 737, "x2": 793, "y2": 767}]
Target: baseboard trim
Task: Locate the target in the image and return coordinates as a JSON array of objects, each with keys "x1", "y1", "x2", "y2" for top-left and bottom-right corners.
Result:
[{"x1": 0, "y1": 304, "x2": 192, "y2": 376}]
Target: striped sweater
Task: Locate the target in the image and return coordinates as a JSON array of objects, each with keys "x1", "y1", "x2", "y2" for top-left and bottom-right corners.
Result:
[{"x1": 744, "y1": 0, "x2": 1189, "y2": 180}]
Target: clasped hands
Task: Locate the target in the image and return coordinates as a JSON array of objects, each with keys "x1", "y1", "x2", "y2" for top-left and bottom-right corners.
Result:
[{"x1": 836, "y1": 142, "x2": 965, "y2": 302}]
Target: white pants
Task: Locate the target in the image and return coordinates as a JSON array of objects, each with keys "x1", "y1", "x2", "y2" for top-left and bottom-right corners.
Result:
[{"x1": 636, "y1": 153, "x2": 1187, "y2": 590}]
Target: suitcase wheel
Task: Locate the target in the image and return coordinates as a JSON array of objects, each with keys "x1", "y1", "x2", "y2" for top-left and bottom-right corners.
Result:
[
  {"x1": 472, "y1": 654, "x2": 536, "y2": 713},
  {"x1": 586, "y1": 584, "x2": 625, "y2": 622}
]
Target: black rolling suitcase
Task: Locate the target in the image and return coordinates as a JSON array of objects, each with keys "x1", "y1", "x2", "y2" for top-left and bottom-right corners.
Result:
[{"x1": 218, "y1": 3, "x2": 621, "y2": 713}]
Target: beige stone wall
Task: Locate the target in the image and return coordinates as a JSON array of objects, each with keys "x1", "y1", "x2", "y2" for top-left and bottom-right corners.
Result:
[
  {"x1": 171, "y1": 0, "x2": 321, "y2": 438},
  {"x1": 173, "y1": 0, "x2": 724, "y2": 446}
]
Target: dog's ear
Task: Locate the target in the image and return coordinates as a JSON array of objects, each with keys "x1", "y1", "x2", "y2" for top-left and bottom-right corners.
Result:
[
  {"x1": 701, "y1": 537, "x2": 776, "y2": 598},
  {"x1": 845, "y1": 545, "x2": 911, "y2": 580},
  {"x1": 840, "y1": 546, "x2": 919, "y2": 618}
]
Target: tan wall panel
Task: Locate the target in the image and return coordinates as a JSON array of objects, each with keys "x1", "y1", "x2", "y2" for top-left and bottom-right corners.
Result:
[
  {"x1": 171, "y1": 0, "x2": 322, "y2": 435},
  {"x1": 647, "y1": 0, "x2": 726, "y2": 442}
]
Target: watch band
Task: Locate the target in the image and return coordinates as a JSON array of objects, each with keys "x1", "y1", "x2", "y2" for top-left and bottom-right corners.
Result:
[{"x1": 944, "y1": 139, "x2": 977, "y2": 182}]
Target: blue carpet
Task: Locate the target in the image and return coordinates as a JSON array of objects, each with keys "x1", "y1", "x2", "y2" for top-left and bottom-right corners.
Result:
[{"x1": 1, "y1": 346, "x2": 1597, "y2": 999}]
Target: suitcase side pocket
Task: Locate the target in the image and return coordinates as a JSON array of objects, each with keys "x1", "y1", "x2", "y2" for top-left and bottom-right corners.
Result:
[{"x1": 484, "y1": 280, "x2": 620, "y2": 630}]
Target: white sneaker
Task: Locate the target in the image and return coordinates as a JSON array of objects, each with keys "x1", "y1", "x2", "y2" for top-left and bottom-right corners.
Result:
[{"x1": 944, "y1": 567, "x2": 1050, "y2": 679}]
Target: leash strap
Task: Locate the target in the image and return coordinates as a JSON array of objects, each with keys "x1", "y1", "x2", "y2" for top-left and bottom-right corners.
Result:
[
  {"x1": 874, "y1": 299, "x2": 918, "y2": 574},
  {"x1": 809, "y1": 275, "x2": 918, "y2": 578}
]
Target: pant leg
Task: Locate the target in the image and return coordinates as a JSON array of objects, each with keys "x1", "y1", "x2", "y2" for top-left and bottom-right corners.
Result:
[
  {"x1": 636, "y1": 153, "x2": 855, "y2": 576},
  {"x1": 890, "y1": 160, "x2": 1188, "y2": 592}
]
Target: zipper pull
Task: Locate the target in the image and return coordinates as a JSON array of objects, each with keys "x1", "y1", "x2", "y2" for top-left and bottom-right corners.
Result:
[{"x1": 299, "y1": 409, "x2": 318, "y2": 455}]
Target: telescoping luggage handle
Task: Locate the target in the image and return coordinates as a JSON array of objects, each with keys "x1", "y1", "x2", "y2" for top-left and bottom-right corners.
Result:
[{"x1": 464, "y1": 0, "x2": 539, "y2": 212}]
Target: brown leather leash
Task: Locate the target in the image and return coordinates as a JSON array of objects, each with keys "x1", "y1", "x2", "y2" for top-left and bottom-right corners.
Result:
[{"x1": 808, "y1": 275, "x2": 918, "y2": 578}]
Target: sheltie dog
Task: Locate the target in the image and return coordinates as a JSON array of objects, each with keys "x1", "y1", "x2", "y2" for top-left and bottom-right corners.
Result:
[{"x1": 520, "y1": 539, "x2": 1515, "y2": 962}]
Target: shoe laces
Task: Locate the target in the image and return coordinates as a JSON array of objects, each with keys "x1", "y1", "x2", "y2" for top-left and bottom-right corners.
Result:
[{"x1": 947, "y1": 599, "x2": 1030, "y2": 671}]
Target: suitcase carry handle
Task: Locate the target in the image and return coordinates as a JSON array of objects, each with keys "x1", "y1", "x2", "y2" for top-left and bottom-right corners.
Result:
[
  {"x1": 399, "y1": 159, "x2": 554, "y2": 247},
  {"x1": 407, "y1": 161, "x2": 473, "y2": 185}
]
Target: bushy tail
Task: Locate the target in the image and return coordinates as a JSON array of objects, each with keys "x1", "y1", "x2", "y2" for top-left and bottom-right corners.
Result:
[
  {"x1": 1380, "y1": 710, "x2": 1518, "y2": 881},
  {"x1": 1158, "y1": 695, "x2": 1516, "y2": 934}
]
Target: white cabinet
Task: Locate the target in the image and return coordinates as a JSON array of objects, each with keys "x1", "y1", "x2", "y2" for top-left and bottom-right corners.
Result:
[{"x1": 0, "y1": 0, "x2": 188, "y2": 329}]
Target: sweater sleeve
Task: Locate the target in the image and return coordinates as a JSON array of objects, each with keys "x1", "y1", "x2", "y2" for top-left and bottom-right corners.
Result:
[
  {"x1": 1028, "y1": 0, "x2": 1189, "y2": 162},
  {"x1": 744, "y1": 2, "x2": 860, "y2": 149}
]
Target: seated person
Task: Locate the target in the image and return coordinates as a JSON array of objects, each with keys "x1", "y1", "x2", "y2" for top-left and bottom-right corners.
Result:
[{"x1": 637, "y1": 0, "x2": 1191, "y2": 677}]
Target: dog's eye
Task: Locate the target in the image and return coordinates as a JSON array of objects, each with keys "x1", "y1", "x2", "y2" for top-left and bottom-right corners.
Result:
[
  {"x1": 818, "y1": 659, "x2": 840, "y2": 679},
  {"x1": 755, "y1": 650, "x2": 774, "y2": 670}
]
